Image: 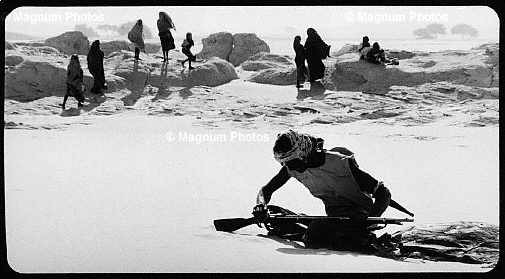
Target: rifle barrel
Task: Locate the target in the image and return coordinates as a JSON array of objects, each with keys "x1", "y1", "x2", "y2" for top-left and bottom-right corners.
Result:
[
  {"x1": 268, "y1": 214, "x2": 413, "y2": 223},
  {"x1": 389, "y1": 199, "x2": 415, "y2": 217}
]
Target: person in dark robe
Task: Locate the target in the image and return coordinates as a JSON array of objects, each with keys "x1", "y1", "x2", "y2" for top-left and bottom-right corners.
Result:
[
  {"x1": 366, "y1": 42, "x2": 386, "y2": 64},
  {"x1": 293, "y1": 35, "x2": 308, "y2": 88},
  {"x1": 304, "y1": 28, "x2": 330, "y2": 83},
  {"x1": 128, "y1": 19, "x2": 145, "y2": 60},
  {"x1": 181, "y1": 32, "x2": 196, "y2": 70},
  {"x1": 62, "y1": 55, "x2": 85, "y2": 109},
  {"x1": 87, "y1": 40, "x2": 107, "y2": 94},
  {"x1": 157, "y1": 11, "x2": 176, "y2": 63}
]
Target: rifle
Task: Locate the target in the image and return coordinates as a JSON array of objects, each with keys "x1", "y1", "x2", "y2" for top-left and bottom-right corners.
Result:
[{"x1": 214, "y1": 205, "x2": 414, "y2": 233}]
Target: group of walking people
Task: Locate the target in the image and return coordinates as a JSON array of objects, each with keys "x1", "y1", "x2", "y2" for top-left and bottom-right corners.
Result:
[
  {"x1": 62, "y1": 11, "x2": 197, "y2": 109},
  {"x1": 61, "y1": 39, "x2": 106, "y2": 109},
  {"x1": 127, "y1": 12, "x2": 196, "y2": 68},
  {"x1": 293, "y1": 28, "x2": 331, "y2": 88}
]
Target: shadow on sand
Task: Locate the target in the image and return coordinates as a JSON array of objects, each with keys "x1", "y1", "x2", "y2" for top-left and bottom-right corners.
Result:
[
  {"x1": 59, "y1": 107, "x2": 81, "y2": 117},
  {"x1": 258, "y1": 234, "x2": 361, "y2": 257},
  {"x1": 296, "y1": 81, "x2": 330, "y2": 100}
]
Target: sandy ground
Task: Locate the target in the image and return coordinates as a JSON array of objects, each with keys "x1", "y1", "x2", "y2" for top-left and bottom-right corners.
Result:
[{"x1": 4, "y1": 79, "x2": 499, "y2": 273}]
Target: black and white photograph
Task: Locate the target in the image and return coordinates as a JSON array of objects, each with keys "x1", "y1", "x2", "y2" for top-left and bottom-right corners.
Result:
[{"x1": 3, "y1": 5, "x2": 500, "y2": 273}]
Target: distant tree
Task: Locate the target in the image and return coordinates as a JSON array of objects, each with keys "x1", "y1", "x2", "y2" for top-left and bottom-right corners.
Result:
[
  {"x1": 426, "y1": 23, "x2": 446, "y2": 38},
  {"x1": 451, "y1": 23, "x2": 479, "y2": 39},
  {"x1": 413, "y1": 28, "x2": 436, "y2": 39},
  {"x1": 74, "y1": 24, "x2": 98, "y2": 37}
]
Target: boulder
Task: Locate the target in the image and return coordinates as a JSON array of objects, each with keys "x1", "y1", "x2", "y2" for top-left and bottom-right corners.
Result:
[
  {"x1": 198, "y1": 32, "x2": 234, "y2": 61},
  {"x1": 4, "y1": 49, "x2": 108, "y2": 100},
  {"x1": 5, "y1": 41, "x2": 15, "y2": 50},
  {"x1": 5, "y1": 55, "x2": 24, "y2": 67},
  {"x1": 179, "y1": 57, "x2": 238, "y2": 87},
  {"x1": 241, "y1": 52, "x2": 293, "y2": 71},
  {"x1": 229, "y1": 33, "x2": 270, "y2": 66},
  {"x1": 248, "y1": 67, "x2": 296, "y2": 85},
  {"x1": 44, "y1": 31, "x2": 89, "y2": 55},
  {"x1": 5, "y1": 56, "x2": 71, "y2": 100}
]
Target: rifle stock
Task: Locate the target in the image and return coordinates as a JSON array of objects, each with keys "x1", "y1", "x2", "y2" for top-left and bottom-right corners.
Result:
[{"x1": 214, "y1": 217, "x2": 257, "y2": 232}]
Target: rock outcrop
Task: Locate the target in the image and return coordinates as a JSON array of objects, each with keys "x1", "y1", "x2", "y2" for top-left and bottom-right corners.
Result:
[
  {"x1": 44, "y1": 31, "x2": 90, "y2": 55},
  {"x1": 197, "y1": 32, "x2": 234, "y2": 61},
  {"x1": 5, "y1": 45, "x2": 238, "y2": 101},
  {"x1": 323, "y1": 44, "x2": 498, "y2": 94},
  {"x1": 5, "y1": 54, "x2": 78, "y2": 101},
  {"x1": 197, "y1": 32, "x2": 270, "y2": 66}
]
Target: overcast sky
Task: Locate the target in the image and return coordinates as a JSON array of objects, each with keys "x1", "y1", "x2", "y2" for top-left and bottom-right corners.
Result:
[{"x1": 5, "y1": 6, "x2": 499, "y2": 39}]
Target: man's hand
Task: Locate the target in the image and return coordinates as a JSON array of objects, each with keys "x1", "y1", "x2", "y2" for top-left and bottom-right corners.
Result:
[{"x1": 252, "y1": 204, "x2": 268, "y2": 227}]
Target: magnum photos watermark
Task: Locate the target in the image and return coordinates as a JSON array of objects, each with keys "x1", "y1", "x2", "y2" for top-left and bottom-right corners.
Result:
[
  {"x1": 3, "y1": 11, "x2": 105, "y2": 24},
  {"x1": 165, "y1": 131, "x2": 271, "y2": 144},
  {"x1": 344, "y1": 11, "x2": 449, "y2": 24}
]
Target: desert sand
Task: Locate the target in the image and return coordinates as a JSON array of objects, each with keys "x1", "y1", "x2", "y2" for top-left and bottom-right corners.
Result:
[{"x1": 4, "y1": 32, "x2": 499, "y2": 273}]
